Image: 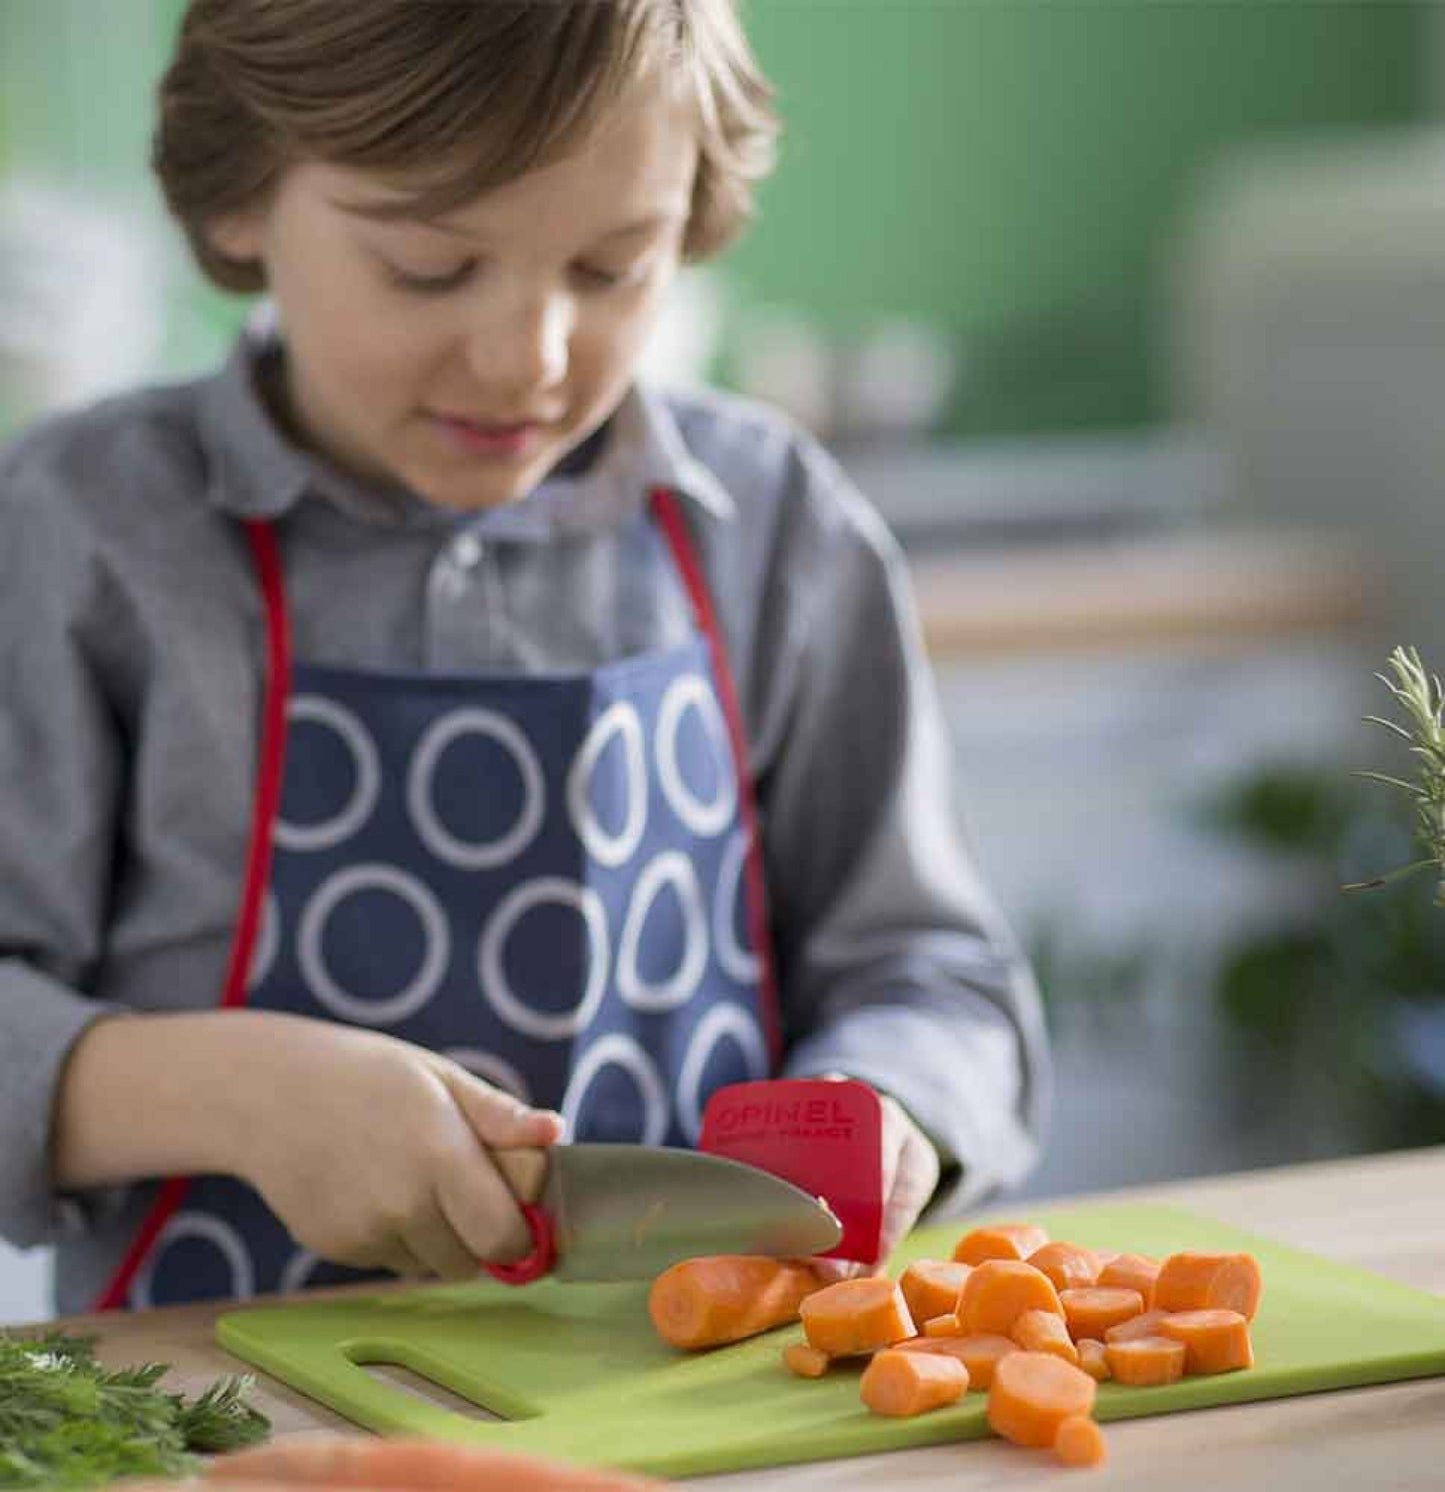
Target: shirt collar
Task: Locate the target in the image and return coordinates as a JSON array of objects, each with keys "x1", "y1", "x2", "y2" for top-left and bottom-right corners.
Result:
[{"x1": 195, "y1": 308, "x2": 736, "y2": 535}]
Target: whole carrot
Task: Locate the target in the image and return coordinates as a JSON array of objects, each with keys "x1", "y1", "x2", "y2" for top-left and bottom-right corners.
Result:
[{"x1": 207, "y1": 1434, "x2": 664, "y2": 1489}]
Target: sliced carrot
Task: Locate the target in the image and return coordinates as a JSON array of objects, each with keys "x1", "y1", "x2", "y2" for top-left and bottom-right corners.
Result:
[
  {"x1": 1076, "y1": 1338, "x2": 1111, "y2": 1382},
  {"x1": 894, "y1": 1332, "x2": 1018, "y2": 1389},
  {"x1": 953, "y1": 1222, "x2": 1049, "y2": 1266},
  {"x1": 1158, "y1": 1309, "x2": 1254, "y2": 1374},
  {"x1": 860, "y1": 1347, "x2": 970, "y2": 1416},
  {"x1": 1010, "y1": 1307, "x2": 1079, "y2": 1365},
  {"x1": 1058, "y1": 1286, "x2": 1144, "y2": 1341},
  {"x1": 899, "y1": 1258, "x2": 972, "y2": 1324},
  {"x1": 1153, "y1": 1252, "x2": 1263, "y2": 1321},
  {"x1": 1053, "y1": 1414, "x2": 1109, "y2": 1469},
  {"x1": 1026, "y1": 1241, "x2": 1101, "y2": 1293},
  {"x1": 961, "y1": 1259, "x2": 1063, "y2": 1336},
  {"x1": 1097, "y1": 1251, "x2": 1161, "y2": 1306},
  {"x1": 1105, "y1": 1334, "x2": 1187, "y2": 1386},
  {"x1": 923, "y1": 1312, "x2": 965, "y2": 1337},
  {"x1": 799, "y1": 1275, "x2": 915, "y2": 1356},
  {"x1": 207, "y1": 1435, "x2": 664, "y2": 1489},
  {"x1": 648, "y1": 1256, "x2": 822, "y2": 1350},
  {"x1": 782, "y1": 1341, "x2": 832, "y2": 1378},
  {"x1": 986, "y1": 1350, "x2": 1097, "y2": 1448},
  {"x1": 1104, "y1": 1308, "x2": 1171, "y2": 1344}
]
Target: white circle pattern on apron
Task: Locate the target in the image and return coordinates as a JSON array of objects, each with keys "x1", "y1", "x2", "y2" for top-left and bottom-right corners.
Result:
[
  {"x1": 677, "y1": 1000, "x2": 771, "y2": 1143},
  {"x1": 273, "y1": 695, "x2": 381, "y2": 851},
  {"x1": 713, "y1": 827, "x2": 762, "y2": 983},
  {"x1": 656, "y1": 673, "x2": 737, "y2": 836},
  {"x1": 298, "y1": 863, "x2": 450, "y2": 1025},
  {"x1": 478, "y1": 876, "x2": 611, "y2": 1040},
  {"x1": 408, "y1": 707, "x2": 546, "y2": 870},
  {"x1": 566, "y1": 700, "x2": 648, "y2": 867},
  {"x1": 616, "y1": 850, "x2": 709, "y2": 1011},
  {"x1": 131, "y1": 1212, "x2": 255, "y2": 1310},
  {"x1": 561, "y1": 1032, "x2": 670, "y2": 1146}
]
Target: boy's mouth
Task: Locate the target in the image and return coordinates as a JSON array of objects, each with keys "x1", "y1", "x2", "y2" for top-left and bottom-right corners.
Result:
[{"x1": 431, "y1": 412, "x2": 546, "y2": 459}]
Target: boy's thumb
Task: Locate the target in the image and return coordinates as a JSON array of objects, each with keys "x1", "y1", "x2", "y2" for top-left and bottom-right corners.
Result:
[{"x1": 438, "y1": 1063, "x2": 566, "y2": 1151}]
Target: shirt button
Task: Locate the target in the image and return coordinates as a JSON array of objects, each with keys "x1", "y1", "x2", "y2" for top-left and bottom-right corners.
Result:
[{"x1": 452, "y1": 533, "x2": 484, "y2": 570}]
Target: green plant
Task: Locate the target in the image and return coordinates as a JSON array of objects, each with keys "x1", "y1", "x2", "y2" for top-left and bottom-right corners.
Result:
[
  {"x1": 1344, "y1": 645, "x2": 1445, "y2": 906},
  {"x1": 0, "y1": 1330, "x2": 269, "y2": 1488}
]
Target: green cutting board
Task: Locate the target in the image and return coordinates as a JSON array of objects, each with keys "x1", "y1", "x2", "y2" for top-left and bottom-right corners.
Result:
[{"x1": 216, "y1": 1202, "x2": 1445, "y2": 1479}]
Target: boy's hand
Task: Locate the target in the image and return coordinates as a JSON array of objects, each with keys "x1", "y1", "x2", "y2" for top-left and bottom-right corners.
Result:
[
  {"x1": 806, "y1": 1076, "x2": 941, "y2": 1283},
  {"x1": 231, "y1": 1014, "x2": 563, "y2": 1281}
]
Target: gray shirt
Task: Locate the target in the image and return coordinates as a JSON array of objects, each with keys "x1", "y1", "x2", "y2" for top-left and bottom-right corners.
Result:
[{"x1": 0, "y1": 320, "x2": 1049, "y2": 1314}]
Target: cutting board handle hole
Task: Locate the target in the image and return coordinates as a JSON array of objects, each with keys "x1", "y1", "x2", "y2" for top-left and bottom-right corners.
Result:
[{"x1": 355, "y1": 1360, "x2": 510, "y2": 1423}]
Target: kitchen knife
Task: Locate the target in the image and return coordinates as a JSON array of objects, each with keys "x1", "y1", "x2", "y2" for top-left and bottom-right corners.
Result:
[{"x1": 484, "y1": 1144, "x2": 842, "y2": 1284}]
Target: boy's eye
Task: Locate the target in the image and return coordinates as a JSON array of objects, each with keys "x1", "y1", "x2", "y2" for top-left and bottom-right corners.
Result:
[
  {"x1": 384, "y1": 260, "x2": 475, "y2": 295},
  {"x1": 572, "y1": 262, "x2": 644, "y2": 291}
]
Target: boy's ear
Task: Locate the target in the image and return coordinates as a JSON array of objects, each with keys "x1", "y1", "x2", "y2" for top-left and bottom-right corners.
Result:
[{"x1": 205, "y1": 206, "x2": 265, "y2": 264}]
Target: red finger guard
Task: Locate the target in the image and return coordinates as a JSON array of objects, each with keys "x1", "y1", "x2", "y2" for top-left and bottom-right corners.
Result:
[
  {"x1": 699, "y1": 1078, "x2": 884, "y2": 1265},
  {"x1": 483, "y1": 1202, "x2": 557, "y2": 1285}
]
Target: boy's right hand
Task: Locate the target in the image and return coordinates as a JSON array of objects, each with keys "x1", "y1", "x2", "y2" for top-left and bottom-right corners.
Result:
[{"x1": 229, "y1": 1014, "x2": 564, "y2": 1281}]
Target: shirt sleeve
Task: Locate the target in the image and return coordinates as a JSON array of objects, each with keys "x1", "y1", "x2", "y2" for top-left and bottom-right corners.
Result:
[
  {"x1": 0, "y1": 452, "x2": 129, "y2": 1248},
  {"x1": 754, "y1": 436, "x2": 1051, "y2": 1218}
]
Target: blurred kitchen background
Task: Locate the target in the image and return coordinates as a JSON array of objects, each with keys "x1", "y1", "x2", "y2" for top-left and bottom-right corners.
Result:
[{"x1": 5, "y1": 0, "x2": 1445, "y2": 1321}]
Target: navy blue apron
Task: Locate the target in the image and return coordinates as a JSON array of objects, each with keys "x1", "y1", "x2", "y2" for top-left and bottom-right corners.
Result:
[{"x1": 98, "y1": 489, "x2": 780, "y2": 1309}]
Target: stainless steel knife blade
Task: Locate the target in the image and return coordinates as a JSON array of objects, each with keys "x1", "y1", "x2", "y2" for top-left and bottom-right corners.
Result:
[{"x1": 494, "y1": 1144, "x2": 842, "y2": 1282}]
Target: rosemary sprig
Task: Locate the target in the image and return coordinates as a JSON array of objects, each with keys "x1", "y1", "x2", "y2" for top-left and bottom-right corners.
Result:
[
  {"x1": 0, "y1": 1329, "x2": 269, "y2": 1488},
  {"x1": 1343, "y1": 645, "x2": 1445, "y2": 907}
]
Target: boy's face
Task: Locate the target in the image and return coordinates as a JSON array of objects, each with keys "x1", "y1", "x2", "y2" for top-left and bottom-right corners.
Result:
[{"x1": 209, "y1": 74, "x2": 698, "y2": 510}]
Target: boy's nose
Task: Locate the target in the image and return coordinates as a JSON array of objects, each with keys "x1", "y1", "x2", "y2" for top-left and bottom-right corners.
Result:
[{"x1": 464, "y1": 290, "x2": 571, "y2": 400}]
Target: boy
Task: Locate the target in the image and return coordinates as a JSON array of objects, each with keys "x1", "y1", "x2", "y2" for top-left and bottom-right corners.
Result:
[{"x1": 0, "y1": 0, "x2": 1048, "y2": 1314}]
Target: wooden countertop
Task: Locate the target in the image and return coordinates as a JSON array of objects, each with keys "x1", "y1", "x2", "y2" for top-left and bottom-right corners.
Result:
[
  {"x1": 911, "y1": 528, "x2": 1381, "y2": 659},
  {"x1": 18, "y1": 1145, "x2": 1445, "y2": 1490}
]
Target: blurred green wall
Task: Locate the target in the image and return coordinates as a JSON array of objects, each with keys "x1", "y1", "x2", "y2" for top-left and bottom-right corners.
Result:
[
  {"x1": 728, "y1": 0, "x2": 1428, "y2": 434},
  {"x1": 0, "y1": 0, "x2": 1431, "y2": 435}
]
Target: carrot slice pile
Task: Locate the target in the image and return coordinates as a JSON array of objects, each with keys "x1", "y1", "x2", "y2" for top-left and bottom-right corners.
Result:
[
  {"x1": 1058, "y1": 1286, "x2": 1144, "y2": 1341},
  {"x1": 1104, "y1": 1307, "x2": 1171, "y2": 1343},
  {"x1": 1153, "y1": 1251, "x2": 1263, "y2": 1320},
  {"x1": 1158, "y1": 1308, "x2": 1254, "y2": 1373},
  {"x1": 781, "y1": 1342, "x2": 832, "y2": 1379},
  {"x1": 952, "y1": 1222, "x2": 1048, "y2": 1266},
  {"x1": 1053, "y1": 1413, "x2": 1109, "y2": 1468},
  {"x1": 895, "y1": 1331, "x2": 1018, "y2": 1389},
  {"x1": 645, "y1": 1218, "x2": 1267, "y2": 1478},
  {"x1": 799, "y1": 1275, "x2": 915, "y2": 1356},
  {"x1": 648, "y1": 1256, "x2": 822, "y2": 1350},
  {"x1": 1010, "y1": 1307, "x2": 1080, "y2": 1365},
  {"x1": 986, "y1": 1350, "x2": 1097, "y2": 1448},
  {"x1": 1097, "y1": 1251, "x2": 1161, "y2": 1305},
  {"x1": 1105, "y1": 1334, "x2": 1187, "y2": 1386},
  {"x1": 860, "y1": 1348, "x2": 970, "y2": 1416},
  {"x1": 1075, "y1": 1338, "x2": 1111, "y2": 1382},
  {"x1": 1026, "y1": 1242, "x2": 1101, "y2": 1293},
  {"x1": 898, "y1": 1258, "x2": 972, "y2": 1324},
  {"x1": 961, "y1": 1259, "x2": 1064, "y2": 1336},
  {"x1": 922, "y1": 1312, "x2": 965, "y2": 1337},
  {"x1": 208, "y1": 1436, "x2": 664, "y2": 1489}
]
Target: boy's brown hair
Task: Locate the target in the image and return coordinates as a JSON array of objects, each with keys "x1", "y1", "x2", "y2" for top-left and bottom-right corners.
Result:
[{"x1": 154, "y1": 0, "x2": 780, "y2": 294}]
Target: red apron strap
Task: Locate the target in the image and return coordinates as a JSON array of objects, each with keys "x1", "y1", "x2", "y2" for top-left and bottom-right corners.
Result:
[
  {"x1": 650, "y1": 487, "x2": 783, "y2": 1069},
  {"x1": 92, "y1": 519, "x2": 292, "y2": 1311}
]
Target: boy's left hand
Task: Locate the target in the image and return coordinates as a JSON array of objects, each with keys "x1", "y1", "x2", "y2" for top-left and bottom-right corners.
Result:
[{"x1": 806, "y1": 1076, "x2": 941, "y2": 1282}]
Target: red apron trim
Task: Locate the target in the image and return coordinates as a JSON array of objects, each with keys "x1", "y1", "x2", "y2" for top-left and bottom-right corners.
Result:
[
  {"x1": 650, "y1": 487, "x2": 783, "y2": 1069},
  {"x1": 91, "y1": 521, "x2": 292, "y2": 1312}
]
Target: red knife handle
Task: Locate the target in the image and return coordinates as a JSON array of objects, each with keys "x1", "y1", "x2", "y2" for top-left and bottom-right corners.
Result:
[{"x1": 484, "y1": 1202, "x2": 556, "y2": 1286}]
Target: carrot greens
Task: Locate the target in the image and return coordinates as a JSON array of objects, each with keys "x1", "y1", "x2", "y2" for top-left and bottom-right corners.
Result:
[{"x1": 0, "y1": 1329, "x2": 269, "y2": 1488}]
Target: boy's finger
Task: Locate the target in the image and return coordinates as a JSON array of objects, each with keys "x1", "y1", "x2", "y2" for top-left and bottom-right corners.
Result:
[
  {"x1": 437, "y1": 1063, "x2": 565, "y2": 1147},
  {"x1": 404, "y1": 1200, "x2": 493, "y2": 1282},
  {"x1": 435, "y1": 1148, "x2": 536, "y2": 1264}
]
